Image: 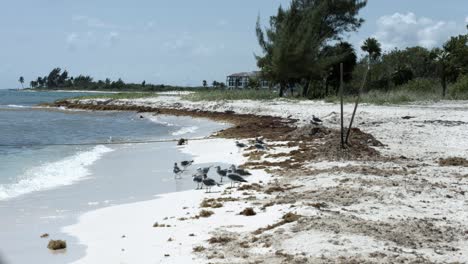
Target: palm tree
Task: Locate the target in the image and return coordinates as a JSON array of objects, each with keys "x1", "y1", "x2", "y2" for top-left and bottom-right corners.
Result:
[
  {"x1": 361, "y1": 37, "x2": 382, "y2": 87},
  {"x1": 18, "y1": 76, "x2": 24, "y2": 89}
]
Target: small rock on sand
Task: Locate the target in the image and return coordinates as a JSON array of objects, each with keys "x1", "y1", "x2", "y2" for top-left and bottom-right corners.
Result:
[{"x1": 47, "y1": 240, "x2": 67, "y2": 250}]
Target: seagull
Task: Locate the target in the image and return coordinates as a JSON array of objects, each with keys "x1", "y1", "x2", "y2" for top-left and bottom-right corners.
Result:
[
  {"x1": 107, "y1": 136, "x2": 113, "y2": 143},
  {"x1": 202, "y1": 175, "x2": 222, "y2": 193},
  {"x1": 173, "y1": 163, "x2": 183, "y2": 178},
  {"x1": 198, "y1": 166, "x2": 212, "y2": 175},
  {"x1": 215, "y1": 166, "x2": 228, "y2": 182},
  {"x1": 227, "y1": 170, "x2": 248, "y2": 187},
  {"x1": 235, "y1": 141, "x2": 247, "y2": 148},
  {"x1": 229, "y1": 165, "x2": 251, "y2": 176},
  {"x1": 181, "y1": 160, "x2": 194, "y2": 169},
  {"x1": 192, "y1": 172, "x2": 203, "y2": 190},
  {"x1": 312, "y1": 115, "x2": 323, "y2": 123},
  {"x1": 255, "y1": 137, "x2": 265, "y2": 145},
  {"x1": 254, "y1": 143, "x2": 266, "y2": 150}
]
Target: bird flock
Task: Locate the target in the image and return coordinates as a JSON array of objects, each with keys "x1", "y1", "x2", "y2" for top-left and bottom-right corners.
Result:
[
  {"x1": 173, "y1": 161, "x2": 250, "y2": 193},
  {"x1": 172, "y1": 137, "x2": 271, "y2": 192}
]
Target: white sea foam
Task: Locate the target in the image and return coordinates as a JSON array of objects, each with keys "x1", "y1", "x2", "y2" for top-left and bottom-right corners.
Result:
[
  {"x1": 0, "y1": 145, "x2": 113, "y2": 201},
  {"x1": 8, "y1": 104, "x2": 28, "y2": 108},
  {"x1": 145, "y1": 115, "x2": 175, "y2": 127},
  {"x1": 172, "y1": 126, "x2": 199, "y2": 136}
]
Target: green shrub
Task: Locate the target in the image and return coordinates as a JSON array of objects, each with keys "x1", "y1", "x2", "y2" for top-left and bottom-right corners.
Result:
[
  {"x1": 449, "y1": 75, "x2": 468, "y2": 98},
  {"x1": 397, "y1": 78, "x2": 439, "y2": 93},
  {"x1": 71, "y1": 92, "x2": 158, "y2": 100},
  {"x1": 182, "y1": 89, "x2": 279, "y2": 101}
]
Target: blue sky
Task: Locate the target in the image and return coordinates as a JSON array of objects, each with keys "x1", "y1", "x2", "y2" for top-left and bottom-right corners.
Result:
[{"x1": 0, "y1": 0, "x2": 466, "y2": 88}]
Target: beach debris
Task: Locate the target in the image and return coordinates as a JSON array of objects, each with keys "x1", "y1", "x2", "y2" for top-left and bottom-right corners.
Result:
[
  {"x1": 153, "y1": 222, "x2": 170, "y2": 228},
  {"x1": 240, "y1": 207, "x2": 256, "y2": 216},
  {"x1": 200, "y1": 198, "x2": 223, "y2": 208},
  {"x1": 253, "y1": 212, "x2": 302, "y2": 235},
  {"x1": 167, "y1": 237, "x2": 173, "y2": 242},
  {"x1": 121, "y1": 235, "x2": 126, "y2": 238},
  {"x1": 202, "y1": 175, "x2": 222, "y2": 193},
  {"x1": 47, "y1": 239, "x2": 67, "y2": 250},
  {"x1": 189, "y1": 233, "x2": 196, "y2": 237},
  {"x1": 177, "y1": 138, "x2": 187, "y2": 146},
  {"x1": 193, "y1": 246, "x2": 205, "y2": 252},
  {"x1": 199, "y1": 210, "x2": 214, "y2": 218},
  {"x1": 208, "y1": 236, "x2": 233, "y2": 245},
  {"x1": 164, "y1": 254, "x2": 170, "y2": 257},
  {"x1": 439, "y1": 157, "x2": 468, "y2": 167},
  {"x1": 40, "y1": 233, "x2": 49, "y2": 238}
]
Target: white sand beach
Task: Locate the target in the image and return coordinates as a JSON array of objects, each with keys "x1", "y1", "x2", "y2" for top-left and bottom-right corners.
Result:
[{"x1": 59, "y1": 95, "x2": 468, "y2": 263}]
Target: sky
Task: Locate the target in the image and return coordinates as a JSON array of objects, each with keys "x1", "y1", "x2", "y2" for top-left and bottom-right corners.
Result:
[{"x1": 0, "y1": 0, "x2": 467, "y2": 88}]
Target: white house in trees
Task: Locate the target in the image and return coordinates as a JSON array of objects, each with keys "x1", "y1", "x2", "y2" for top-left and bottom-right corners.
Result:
[{"x1": 226, "y1": 71, "x2": 269, "y2": 89}]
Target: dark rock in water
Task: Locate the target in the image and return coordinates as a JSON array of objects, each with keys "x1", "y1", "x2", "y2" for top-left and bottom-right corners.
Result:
[
  {"x1": 401, "y1": 116, "x2": 415, "y2": 120},
  {"x1": 140, "y1": 115, "x2": 144, "y2": 118},
  {"x1": 47, "y1": 240, "x2": 67, "y2": 250},
  {"x1": 177, "y1": 138, "x2": 187, "y2": 146},
  {"x1": 224, "y1": 110, "x2": 235, "y2": 114}
]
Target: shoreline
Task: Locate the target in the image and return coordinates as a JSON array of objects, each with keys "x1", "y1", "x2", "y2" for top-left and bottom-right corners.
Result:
[
  {"x1": 0, "y1": 107, "x2": 228, "y2": 264},
  {"x1": 53, "y1": 95, "x2": 468, "y2": 263}
]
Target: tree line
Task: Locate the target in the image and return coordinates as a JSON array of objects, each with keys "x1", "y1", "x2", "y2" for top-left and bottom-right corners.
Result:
[
  {"x1": 27, "y1": 68, "x2": 218, "y2": 91},
  {"x1": 255, "y1": 0, "x2": 468, "y2": 98}
]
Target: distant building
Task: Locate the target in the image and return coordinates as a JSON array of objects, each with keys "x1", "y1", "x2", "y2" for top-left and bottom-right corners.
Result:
[{"x1": 226, "y1": 71, "x2": 269, "y2": 89}]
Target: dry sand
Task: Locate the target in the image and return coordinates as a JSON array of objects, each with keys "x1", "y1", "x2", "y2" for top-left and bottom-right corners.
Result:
[{"x1": 61, "y1": 96, "x2": 468, "y2": 263}]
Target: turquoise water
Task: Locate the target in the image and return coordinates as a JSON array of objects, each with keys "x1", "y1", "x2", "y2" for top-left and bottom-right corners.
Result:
[
  {"x1": 0, "y1": 90, "x2": 173, "y2": 200},
  {"x1": 0, "y1": 90, "x2": 228, "y2": 264}
]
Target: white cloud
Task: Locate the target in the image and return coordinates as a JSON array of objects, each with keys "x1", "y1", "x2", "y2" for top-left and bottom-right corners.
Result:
[{"x1": 372, "y1": 12, "x2": 465, "y2": 50}]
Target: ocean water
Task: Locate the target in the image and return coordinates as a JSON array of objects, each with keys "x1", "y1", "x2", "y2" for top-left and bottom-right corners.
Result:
[{"x1": 0, "y1": 90, "x2": 228, "y2": 264}]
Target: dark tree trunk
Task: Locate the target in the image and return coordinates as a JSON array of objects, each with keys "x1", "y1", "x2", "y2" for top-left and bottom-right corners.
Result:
[
  {"x1": 302, "y1": 81, "x2": 310, "y2": 97},
  {"x1": 325, "y1": 78, "x2": 329, "y2": 97},
  {"x1": 289, "y1": 82, "x2": 294, "y2": 97},
  {"x1": 279, "y1": 83, "x2": 285, "y2": 97},
  {"x1": 441, "y1": 71, "x2": 447, "y2": 98}
]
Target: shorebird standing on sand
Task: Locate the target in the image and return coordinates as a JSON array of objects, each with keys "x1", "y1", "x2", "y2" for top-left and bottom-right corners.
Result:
[
  {"x1": 202, "y1": 175, "x2": 222, "y2": 193},
  {"x1": 192, "y1": 172, "x2": 203, "y2": 190},
  {"x1": 255, "y1": 137, "x2": 265, "y2": 145},
  {"x1": 181, "y1": 160, "x2": 194, "y2": 169},
  {"x1": 235, "y1": 141, "x2": 247, "y2": 148},
  {"x1": 215, "y1": 166, "x2": 228, "y2": 182},
  {"x1": 173, "y1": 163, "x2": 183, "y2": 178},
  {"x1": 312, "y1": 115, "x2": 323, "y2": 123},
  {"x1": 198, "y1": 166, "x2": 212, "y2": 175},
  {"x1": 254, "y1": 142, "x2": 266, "y2": 151},
  {"x1": 229, "y1": 165, "x2": 252, "y2": 176},
  {"x1": 227, "y1": 170, "x2": 248, "y2": 187}
]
